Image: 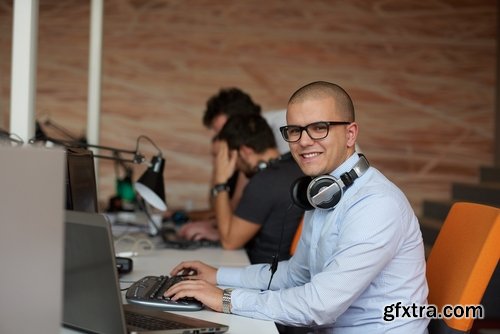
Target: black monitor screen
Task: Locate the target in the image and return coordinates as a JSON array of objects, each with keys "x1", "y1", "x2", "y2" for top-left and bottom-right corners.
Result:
[{"x1": 65, "y1": 147, "x2": 99, "y2": 213}]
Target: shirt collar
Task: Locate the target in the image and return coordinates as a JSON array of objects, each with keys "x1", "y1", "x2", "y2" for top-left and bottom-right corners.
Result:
[{"x1": 330, "y1": 152, "x2": 361, "y2": 179}]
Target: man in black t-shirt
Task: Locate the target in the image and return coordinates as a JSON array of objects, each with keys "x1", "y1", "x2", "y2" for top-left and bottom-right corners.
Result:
[
  {"x1": 208, "y1": 114, "x2": 304, "y2": 264},
  {"x1": 234, "y1": 151, "x2": 304, "y2": 263}
]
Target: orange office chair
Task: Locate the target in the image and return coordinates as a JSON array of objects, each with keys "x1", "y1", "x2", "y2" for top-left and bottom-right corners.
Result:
[
  {"x1": 290, "y1": 216, "x2": 304, "y2": 256},
  {"x1": 426, "y1": 202, "x2": 500, "y2": 334}
]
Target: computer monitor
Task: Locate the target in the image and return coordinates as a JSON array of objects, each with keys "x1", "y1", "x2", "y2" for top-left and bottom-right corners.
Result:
[{"x1": 65, "y1": 147, "x2": 99, "y2": 213}]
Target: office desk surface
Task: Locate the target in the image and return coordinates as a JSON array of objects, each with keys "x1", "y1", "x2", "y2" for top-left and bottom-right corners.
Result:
[{"x1": 62, "y1": 244, "x2": 279, "y2": 334}]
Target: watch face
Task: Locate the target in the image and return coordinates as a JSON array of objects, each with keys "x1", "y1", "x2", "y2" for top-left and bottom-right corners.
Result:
[{"x1": 211, "y1": 184, "x2": 229, "y2": 197}]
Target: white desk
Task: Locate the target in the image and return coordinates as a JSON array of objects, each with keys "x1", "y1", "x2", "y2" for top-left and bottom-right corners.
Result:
[{"x1": 63, "y1": 243, "x2": 279, "y2": 334}]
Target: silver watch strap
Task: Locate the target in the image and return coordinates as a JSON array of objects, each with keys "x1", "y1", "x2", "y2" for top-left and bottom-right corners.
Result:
[{"x1": 222, "y1": 288, "x2": 233, "y2": 314}]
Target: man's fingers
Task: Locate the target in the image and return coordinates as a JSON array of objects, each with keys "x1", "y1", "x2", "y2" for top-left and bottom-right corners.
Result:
[{"x1": 164, "y1": 279, "x2": 206, "y2": 300}]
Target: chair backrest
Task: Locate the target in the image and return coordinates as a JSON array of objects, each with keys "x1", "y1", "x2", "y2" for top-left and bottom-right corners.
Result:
[
  {"x1": 426, "y1": 202, "x2": 500, "y2": 333},
  {"x1": 290, "y1": 216, "x2": 304, "y2": 256}
]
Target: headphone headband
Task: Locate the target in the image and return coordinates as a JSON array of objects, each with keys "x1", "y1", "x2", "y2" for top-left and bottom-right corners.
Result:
[{"x1": 256, "y1": 152, "x2": 293, "y2": 172}]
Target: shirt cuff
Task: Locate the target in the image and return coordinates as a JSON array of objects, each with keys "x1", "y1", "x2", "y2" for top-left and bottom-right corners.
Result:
[{"x1": 217, "y1": 267, "x2": 245, "y2": 287}]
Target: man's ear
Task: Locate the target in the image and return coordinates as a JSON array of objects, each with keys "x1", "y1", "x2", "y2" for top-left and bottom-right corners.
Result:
[
  {"x1": 346, "y1": 122, "x2": 358, "y2": 148},
  {"x1": 238, "y1": 145, "x2": 254, "y2": 158}
]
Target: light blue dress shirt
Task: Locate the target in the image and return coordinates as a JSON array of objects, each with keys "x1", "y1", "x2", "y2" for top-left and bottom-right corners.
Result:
[{"x1": 217, "y1": 153, "x2": 429, "y2": 333}]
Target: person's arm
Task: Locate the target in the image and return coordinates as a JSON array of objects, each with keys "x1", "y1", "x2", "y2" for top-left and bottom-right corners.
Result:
[
  {"x1": 212, "y1": 187, "x2": 261, "y2": 249},
  {"x1": 220, "y1": 197, "x2": 407, "y2": 326},
  {"x1": 210, "y1": 141, "x2": 261, "y2": 249},
  {"x1": 229, "y1": 171, "x2": 248, "y2": 209}
]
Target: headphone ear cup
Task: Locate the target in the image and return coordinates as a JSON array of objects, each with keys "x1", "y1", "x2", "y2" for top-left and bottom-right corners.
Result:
[
  {"x1": 256, "y1": 160, "x2": 268, "y2": 172},
  {"x1": 290, "y1": 176, "x2": 314, "y2": 211},
  {"x1": 307, "y1": 176, "x2": 342, "y2": 210}
]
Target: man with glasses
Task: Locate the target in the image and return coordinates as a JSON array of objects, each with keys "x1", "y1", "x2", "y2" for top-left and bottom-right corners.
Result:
[{"x1": 165, "y1": 81, "x2": 429, "y2": 333}]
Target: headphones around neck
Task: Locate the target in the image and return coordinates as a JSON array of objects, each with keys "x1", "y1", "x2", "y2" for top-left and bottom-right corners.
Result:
[
  {"x1": 256, "y1": 152, "x2": 292, "y2": 172},
  {"x1": 290, "y1": 154, "x2": 370, "y2": 210}
]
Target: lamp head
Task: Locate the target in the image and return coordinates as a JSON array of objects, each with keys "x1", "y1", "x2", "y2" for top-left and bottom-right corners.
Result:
[{"x1": 134, "y1": 155, "x2": 167, "y2": 211}]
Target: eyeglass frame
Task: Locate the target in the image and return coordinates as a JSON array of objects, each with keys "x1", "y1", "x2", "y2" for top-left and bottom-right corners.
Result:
[{"x1": 279, "y1": 121, "x2": 352, "y2": 143}]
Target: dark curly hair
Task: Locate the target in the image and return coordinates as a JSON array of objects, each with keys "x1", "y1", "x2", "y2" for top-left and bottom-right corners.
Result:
[
  {"x1": 202, "y1": 88, "x2": 261, "y2": 128},
  {"x1": 216, "y1": 114, "x2": 276, "y2": 153}
]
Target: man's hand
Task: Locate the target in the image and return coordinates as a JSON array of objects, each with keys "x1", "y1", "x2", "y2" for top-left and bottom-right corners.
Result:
[
  {"x1": 213, "y1": 140, "x2": 238, "y2": 184},
  {"x1": 164, "y1": 279, "x2": 225, "y2": 313},
  {"x1": 177, "y1": 220, "x2": 220, "y2": 241},
  {"x1": 169, "y1": 260, "x2": 218, "y2": 285}
]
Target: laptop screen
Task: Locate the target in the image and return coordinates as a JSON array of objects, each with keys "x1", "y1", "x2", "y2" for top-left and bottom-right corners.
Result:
[
  {"x1": 63, "y1": 210, "x2": 127, "y2": 334},
  {"x1": 63, "y1": 211, "x2": 231, "y2": 334},
  {"x1": 65, "y1": 147, "x2": 99, "y2": 213}
]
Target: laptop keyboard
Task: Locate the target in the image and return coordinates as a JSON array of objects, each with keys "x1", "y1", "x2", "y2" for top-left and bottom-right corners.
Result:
[
  {"x1": 126, "y1": 275, "x2": 203, "y2": 311},
  {"x1": 125, "y1": 310, "x2": 193, "y2": 330}
]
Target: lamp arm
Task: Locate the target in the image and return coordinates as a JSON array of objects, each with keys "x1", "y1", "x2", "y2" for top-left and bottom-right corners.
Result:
[
  {"x1": 84, "y1": 142, "x2": 136, "y2": 155},
  {"x1": 30, "y1": 136, "x2": 146, "y2": 164},
  {"x1": 43, "y1": 119, "x2": 81, "y2": 141},
  {"x1": 136, "y1": 135, "x2": 163, "y2": 157},
  {"x1": 93, "y1": 154, "x2": 144, "y2": 164},
  {"x1": 82, "y1": 142, "x2": 146, "y2": 164}
]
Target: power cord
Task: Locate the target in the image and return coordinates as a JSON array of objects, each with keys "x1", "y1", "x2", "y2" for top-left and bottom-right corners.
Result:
[
  {"x1": 119, "y1": 280, "x2": 136, "y2": 291},
  {"x1": 267, "y1": 202, "x2": 294, "y2": 290},
  {"x1": 114, "y1": 234, "x2": 155, "y2": 257}
]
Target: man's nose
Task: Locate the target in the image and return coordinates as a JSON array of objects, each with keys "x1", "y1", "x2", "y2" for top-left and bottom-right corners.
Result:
[{"x1": 298, "y1": 128, "x2": 315, "y2": 145}]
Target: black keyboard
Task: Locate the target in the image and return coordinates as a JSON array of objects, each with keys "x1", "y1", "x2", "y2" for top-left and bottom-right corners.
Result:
[
  {"x1": 125, "y1": 310, "x2": 192, "y2": 330},
  {"x1": 126, "y1": 275, "x2": 203, "y2": 311},
  {"x1": 161, "y1": 228, "x2": 221, "y2": 250}
]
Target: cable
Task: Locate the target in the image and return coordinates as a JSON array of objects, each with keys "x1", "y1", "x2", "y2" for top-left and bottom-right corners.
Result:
[
  {"x1": 135, "y1": 135, "x2": 163, "y2": 158},
  {"x1": 114, "y1": 234, "x2": 155, "y2": 257},
  {"x1": 119, "y1": 280, "x2": 135, "y2": 291},
  {"x1": 267, "y1": 202, "x2": 294, "y2": 290}
]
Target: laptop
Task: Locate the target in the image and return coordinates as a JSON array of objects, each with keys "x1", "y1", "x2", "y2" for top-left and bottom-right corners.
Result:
[{"x1": 63, "y1": 210, "x2": 229, "y2": 334}]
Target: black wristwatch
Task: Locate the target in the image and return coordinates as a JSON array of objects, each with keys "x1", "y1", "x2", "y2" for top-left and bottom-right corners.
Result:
[{"x1": 211, "y1": 183, "x2": 229, "y2": 198}]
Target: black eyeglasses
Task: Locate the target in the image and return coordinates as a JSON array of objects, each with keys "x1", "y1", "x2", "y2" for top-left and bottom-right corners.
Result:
[{"x1": 279, "y1": 121, "x2": 351, "y2": 142}]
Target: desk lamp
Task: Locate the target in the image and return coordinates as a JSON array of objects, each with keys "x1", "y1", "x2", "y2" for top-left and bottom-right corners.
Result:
[
  {"x1": 31, "y1": 133, "x2": 167, "y2": 213},
  {"x1": 78, "y1": 135, "x2": 167, "y2": 213}
]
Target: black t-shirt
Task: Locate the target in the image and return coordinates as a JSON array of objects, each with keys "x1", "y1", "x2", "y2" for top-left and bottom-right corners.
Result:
[
  {"x1": 234, "y1": 154, "x2": 305, "y2": 264},
  {"x1": 226, "y1": 170, "x2": 239, "y2": 199}
]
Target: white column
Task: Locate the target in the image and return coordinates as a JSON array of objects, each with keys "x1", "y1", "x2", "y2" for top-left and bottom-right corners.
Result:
[
  {"x1": 87, "y1": 0, "x2": 103, "y2": 175},
  {"x1": 9, "y1": 0, "x2": 39, "y2": 142}
]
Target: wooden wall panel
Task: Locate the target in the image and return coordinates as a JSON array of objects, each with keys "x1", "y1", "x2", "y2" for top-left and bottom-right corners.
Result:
[{"x1": 0, "y1": 0, "x2": 496, "y2": 215}]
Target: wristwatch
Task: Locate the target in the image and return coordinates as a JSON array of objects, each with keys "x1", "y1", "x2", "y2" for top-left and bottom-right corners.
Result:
[
  {"x1": 211, "y1": 183, "x2": 229, "y2": 198},
  {"x1": 222, "y1": 288, "x2": 234, "y2": 314}
]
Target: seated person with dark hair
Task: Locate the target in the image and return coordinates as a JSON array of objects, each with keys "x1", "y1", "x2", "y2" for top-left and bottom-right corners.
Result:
[
  {"x1": 175, "y1": 88, "x2": 290, "y2": 246},
  {"x1": 190, "y1": 114, "x2": 304, "y2": 264}
]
